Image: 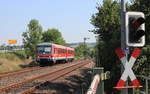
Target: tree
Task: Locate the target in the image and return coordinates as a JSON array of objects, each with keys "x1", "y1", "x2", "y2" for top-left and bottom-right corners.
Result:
[
  {"x1": 75, "y1": 43, "x2": 91, "y2": 59},
  {"x1": 90, "y1": 0, "x2": 121, "y2": 93},
  {"x1": 22, "y1": 19, "x2": 42, "y2": 57},
  {"x1": 42, "y1": 29, "x2": 66, "y2": 45}
]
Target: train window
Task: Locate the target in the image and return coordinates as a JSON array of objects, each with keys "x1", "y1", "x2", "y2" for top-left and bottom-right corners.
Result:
[
  {"x1": 60, "y1": 48, "x2": 65, "y2": 54},
  {"x1": 58, "y1": 49, "x2": 60, "y2": 54},
  {"x1": 59, "y1": 49, "x2": 60, "y2": 54},
  {"x1": 68, "y1": 50, "x2": 74, "y2": 54},
  {"x1": 45, "y1": 47, "x2": 51, "y2": 52},
  {"x1": 62, "y1": 49, "x2": 65, "y2": 53},
  {"x1": 58, "y1": 48, "x2": 61, "y2": 54},
  {"x1": 54, "y1": 48, "x2": 57, "y2": 54},
  {"x1": 64, "y1": 49, "x2": 66, "y2": 53},
  {"x1": 55, "y1": 48, "x2": 70, "y2": 54},
  {"x1": 37, "y1": 46, "x2": 51, "y2": 54},
  {"x1": 60, "y1": 49, "x2": 61, "y2": 54},
  {"x1": 62, "y1": 49, "x2": 64, "y2": 53}
]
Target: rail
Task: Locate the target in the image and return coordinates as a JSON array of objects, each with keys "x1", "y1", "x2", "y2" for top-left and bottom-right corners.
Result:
[
  {"x1": 0, "y1": 67, "x2": 42, "y2": 79},
  {"x1": 135, "y1": 75, "x2": 150, "y2": 94},
  {"x1": 0, "y1": 60, "x2": 91, "y2": 93},
  {"x1": 19, "y1": 60, "x2": 90, "y2": 94}
]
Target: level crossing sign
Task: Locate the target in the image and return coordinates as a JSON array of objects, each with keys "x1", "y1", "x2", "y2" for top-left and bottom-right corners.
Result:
[{"x1": 114, "y1": 48, "x2": 142, "y2": 90}]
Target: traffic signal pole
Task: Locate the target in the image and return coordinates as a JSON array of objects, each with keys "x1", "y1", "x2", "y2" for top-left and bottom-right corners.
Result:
[
  {"x1": 121, "y1": 0, "x2": 126, "y2": 49},
  {"x1": 121, "y1": 0, "x2": 128, "y2": 94},
  {"x1": 121, "y1": 0, "x2": 126, "y2": 53}
]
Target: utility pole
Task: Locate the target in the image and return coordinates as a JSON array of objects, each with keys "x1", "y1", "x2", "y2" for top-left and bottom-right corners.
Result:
[
  {"x1": 83, "y1": 37, "x2": 89, "y2": 59},
  {"x1": 121, "y1": 0, "x2": 128, "y2": 94}
]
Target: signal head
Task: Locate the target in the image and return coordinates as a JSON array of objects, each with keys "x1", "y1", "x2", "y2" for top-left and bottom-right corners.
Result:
[{"x1": 126, "y1": 12, "x2": 145, "y2": 47}]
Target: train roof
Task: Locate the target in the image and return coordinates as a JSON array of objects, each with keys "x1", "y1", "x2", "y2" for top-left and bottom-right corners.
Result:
[
  {"x1": 37, "y1": 42, "x2": 52, "y2": 46},
  {"x1": 37, "y1": 42, "x2": 74, "y2": 50}
]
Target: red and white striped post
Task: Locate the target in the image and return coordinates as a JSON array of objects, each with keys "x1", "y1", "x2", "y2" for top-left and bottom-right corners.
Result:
[
  {"x1": 86, "y1": 74, "x2": 100, "y2": 94},
  {"x1": 114, "y1": 48, "x2": 141, "y2": 90}
]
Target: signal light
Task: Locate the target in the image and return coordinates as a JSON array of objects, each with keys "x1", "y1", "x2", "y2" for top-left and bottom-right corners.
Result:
[
  {"x1": 131, "y1": 17, "x2": 145, "y2": 28},
  {"x1": 126, "y1": 12, "x2": 145, "y2": 47}
]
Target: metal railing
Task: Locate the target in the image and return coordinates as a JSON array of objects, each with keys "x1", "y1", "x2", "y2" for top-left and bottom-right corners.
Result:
[
  {"x1": 86, "y1": 67, "x2": 110, "y2": 94},
  {"x1": 86, "y1": 74, "x2": 101, "y2": 94},
  {"x1": 134, "y1": 75, "x2": 150, "y2": 94}
]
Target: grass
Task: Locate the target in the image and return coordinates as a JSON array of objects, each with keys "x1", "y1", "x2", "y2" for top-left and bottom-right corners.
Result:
[
  {"x1": 0, "y1": 60, "x2": 22, "y2": 73},
  {"x1": 0, "y1": 51, "x2": 26, "y2": 73}
]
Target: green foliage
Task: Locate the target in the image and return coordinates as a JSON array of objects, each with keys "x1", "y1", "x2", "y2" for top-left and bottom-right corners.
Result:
[
  {"x1": 13, "y1": 50, "x2": 26, "y2": 59},
  {"x1": 90, "y1": 48, "x2": 96, "y2": 58},
  {"x1": 75, "y1": 43, "x2": 92, "y2": 59},
  {"x1": 90, "y1": 0, "x2": 121, "y2": 93},
  {"x1": 134, "y1": 89, "x2": 141, "y2": 94},
  {"x1": 22, "y1": 19, "x2": 42, "y2": 57},
  {"x1": 0, "y1": 52, "x2": 21, "y2": 61},
  {"x1": 75, "y1": 44, "x2": 86, "y2": 58},
  {"x1": 91, "y1": 0, "x2": 150, "y2": 93},
  {"x1": 42, "y1": 28, "x2": 66, "y2": 45},
  {"x1": 91, "y1": 0, "x2": 121, "y2": 41}
]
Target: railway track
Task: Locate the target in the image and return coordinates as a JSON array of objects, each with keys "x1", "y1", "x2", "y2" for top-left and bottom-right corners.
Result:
[
  {"x1": 0, "y1": 67, "x2": 43, "y2": 79},
  {"x1": 0, "y1": 60, "x2": 91, "y2": 94}
]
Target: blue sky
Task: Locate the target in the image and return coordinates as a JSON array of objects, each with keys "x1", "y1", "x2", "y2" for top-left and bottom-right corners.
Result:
[{"x1": 0, "y1": 0, "x2": 102, "y2": 45}]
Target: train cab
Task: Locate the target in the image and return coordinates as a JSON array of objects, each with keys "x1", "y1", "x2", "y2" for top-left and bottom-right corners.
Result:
[{"x1": 36, "y1": 43, "x2": 53, "y2": 64}]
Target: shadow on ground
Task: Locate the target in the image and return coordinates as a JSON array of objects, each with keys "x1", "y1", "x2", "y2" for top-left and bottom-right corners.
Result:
[
  {"x1": 19, "y1": 60, "x2": 39, "y2": 68},
  {"x1": 34, "y1": 68, "x2": 92, "y2": 94}
]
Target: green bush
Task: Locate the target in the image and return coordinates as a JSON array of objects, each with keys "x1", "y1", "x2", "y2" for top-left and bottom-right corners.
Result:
[
  {"x1": 134, "y1": 89, "x2": 141, "y2": 94},
  {"x1": 0, "y1": 51, "x2": 26, "y2": 61},
  {"x1": 13, "y1": 50, "x2": 26, "y2": 59}
]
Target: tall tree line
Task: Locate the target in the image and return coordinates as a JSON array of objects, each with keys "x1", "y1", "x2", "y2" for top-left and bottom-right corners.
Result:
[{"x1": 90, "y1": 0, "x2": 150, "y2": 93}]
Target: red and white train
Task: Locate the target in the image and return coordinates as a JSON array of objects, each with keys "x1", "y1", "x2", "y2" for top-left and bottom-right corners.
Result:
[{"x1": 35, "y1": 43, "x2": 75, "y2": 65}]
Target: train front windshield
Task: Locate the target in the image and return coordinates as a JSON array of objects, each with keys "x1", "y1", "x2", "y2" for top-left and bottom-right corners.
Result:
[{"x1": 36, "y1": 46, "x2": 52, "y2": 55}]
